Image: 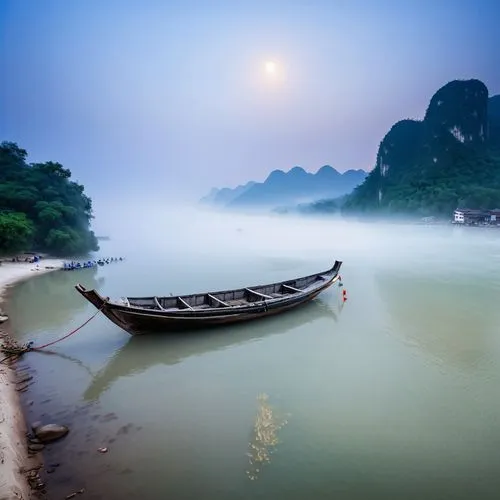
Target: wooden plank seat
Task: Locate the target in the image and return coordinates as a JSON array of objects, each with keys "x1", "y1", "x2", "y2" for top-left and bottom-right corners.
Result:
[
  {"x1": 245, "y1": 288, "x2": 273, "y2": 300},
  {"x1": 177, "y1": 297, "x2": 194, "y2": 310},
  {"x1": 207, "y1": 294, "x2": 230, "y2": 307}
]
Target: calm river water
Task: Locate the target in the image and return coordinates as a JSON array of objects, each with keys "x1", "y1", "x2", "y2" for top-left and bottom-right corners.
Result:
[{"x1": 8, "y1": 209, "x2": 500, "y2": 500}]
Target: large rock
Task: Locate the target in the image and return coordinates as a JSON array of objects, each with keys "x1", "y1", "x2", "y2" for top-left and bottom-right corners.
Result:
[
  {"x1": 343, "y1": 78, "x2": 500, "y2": 216},
  {"x1": 34, "y1": 423, "x2": 69, "y2": 443},
  {"x1": 425, "y1": 79, "x2": 489, "y2": 144},
  {"x1": 489, "y1": 95, "x2": 500, "y2": 147}
]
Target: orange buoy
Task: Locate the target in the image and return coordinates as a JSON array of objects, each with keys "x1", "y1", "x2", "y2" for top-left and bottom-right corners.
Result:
[{"x1": 342, "y1": 289, "x2": 347, "y2": 302}]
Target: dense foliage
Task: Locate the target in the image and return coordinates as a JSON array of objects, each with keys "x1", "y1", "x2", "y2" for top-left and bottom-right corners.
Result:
[
  {"x1": 0, "y1": 212, "x2": 34, "y2": 252},
  {"x1": 341, "y1": 79, "x2": 500, "y2": 218},
  {"x1": 0, "y1": 142, "x2": 99, "y2": 256}
]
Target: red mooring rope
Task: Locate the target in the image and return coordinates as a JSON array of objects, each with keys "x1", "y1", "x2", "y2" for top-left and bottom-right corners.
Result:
[{"x1": 32, "y1": 304, "x2": 105, "y2": 351}]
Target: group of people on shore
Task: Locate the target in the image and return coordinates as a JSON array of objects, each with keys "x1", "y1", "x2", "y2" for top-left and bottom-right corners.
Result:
[{"x1": 63, "y1": 256, "x2": 124, "y2": 271}]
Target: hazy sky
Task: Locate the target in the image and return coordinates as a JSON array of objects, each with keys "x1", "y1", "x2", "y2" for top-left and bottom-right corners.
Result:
[{"x1": 1, "y1": 0, "x2": 499, "y2": 206}]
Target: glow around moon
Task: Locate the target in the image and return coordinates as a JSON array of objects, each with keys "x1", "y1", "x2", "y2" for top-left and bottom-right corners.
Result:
[
  {"x1": 265, "y1": 61, "x2": 277, "y2": 74},
  {"x1": 255, "y1": 58, "x2": 287, "y2": 90}
]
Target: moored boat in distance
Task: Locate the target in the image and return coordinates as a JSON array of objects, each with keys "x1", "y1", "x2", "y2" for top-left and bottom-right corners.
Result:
[{"x1": 75, "y1": 260, "x2": 342, "y2": 335}]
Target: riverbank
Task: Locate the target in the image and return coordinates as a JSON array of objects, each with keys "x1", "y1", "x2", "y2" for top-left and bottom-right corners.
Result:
[{"x1": 0, "y1": 259, "x2": 63, "y2": 500}]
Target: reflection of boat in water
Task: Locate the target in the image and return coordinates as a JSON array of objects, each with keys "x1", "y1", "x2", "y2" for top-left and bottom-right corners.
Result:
[
  {"x1": 83, "y1": 298, "x2": 340, "y2": 401},
  {"x1": 75, "y1": 261, "x2": 342, "y2": 335},
  {"x1": 9, "y1": 267, "x2": 105, "y2": 334}
]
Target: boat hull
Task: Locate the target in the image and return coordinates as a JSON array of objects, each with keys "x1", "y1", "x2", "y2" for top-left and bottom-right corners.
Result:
[{"x1": 75, "y1": 261, "x2": 342, "y2": 335}]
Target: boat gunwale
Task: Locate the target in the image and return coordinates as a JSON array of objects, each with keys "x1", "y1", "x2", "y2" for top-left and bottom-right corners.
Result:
[
  {"x1": 108, "y1": 277, "x2": 338, "y2": 319},
  {"x1": 74, "y1": 260, "x2": 342, "y2": 321},
  {"x1": 125, "y1": 261, "x2": 341, "y2": 304}
]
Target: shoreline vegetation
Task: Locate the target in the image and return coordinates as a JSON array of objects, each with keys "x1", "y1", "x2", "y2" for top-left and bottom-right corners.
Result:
[
  {"x1": 0, "y1": 258, "x2": 64, "y2": 500},
  {"x1": 0, "y1": 142, "x2": 99, "y2": 257}
]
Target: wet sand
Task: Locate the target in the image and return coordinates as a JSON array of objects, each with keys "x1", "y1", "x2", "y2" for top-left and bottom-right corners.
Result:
[{"x1": 0, "y1": 259, "x2": 62, "y2": 500}]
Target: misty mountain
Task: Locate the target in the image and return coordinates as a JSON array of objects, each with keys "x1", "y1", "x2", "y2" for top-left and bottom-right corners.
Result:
[
  {"x1": 342, "y1": 79, "x2": 500, "y2": 216},
  {"x1": 273, "y1": 195, "x2": 347, "y2": 216},
  {"x1": 201, "y1": 166, "x2": 366, "y2": 209},
  {"x1": 199, "y1": 181, "x2": 256, "y2": 206}
]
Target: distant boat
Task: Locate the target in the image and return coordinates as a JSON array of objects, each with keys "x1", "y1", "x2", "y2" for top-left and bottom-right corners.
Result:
[{"x1": 75, "y1": 261, "x2": 342, "y2": 335}]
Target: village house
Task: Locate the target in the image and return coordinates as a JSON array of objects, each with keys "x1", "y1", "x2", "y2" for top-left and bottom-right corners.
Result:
[
  {"x1": 489, "y1": 209, "x2": 500, "y2": 225},
  {"x1": 453, "y1": 208, "x2": 500, "y2": 225}
]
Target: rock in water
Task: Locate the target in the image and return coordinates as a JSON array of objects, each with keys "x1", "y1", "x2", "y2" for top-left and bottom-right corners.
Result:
[
  {"x1": 28, "y1": 443, "x2": 45, "y2": 452},
  {"x1": 34, "y1": 424, "x2": 69, "y2": 443},
  {"x1": 31, "y1": 421, "x2": 42, "y2": 432}
]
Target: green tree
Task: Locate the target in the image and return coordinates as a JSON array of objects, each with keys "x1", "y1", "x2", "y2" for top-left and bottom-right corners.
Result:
[
  {"x1": 0, "y1": 212, "x2": 34, "y2": 253},
  {"x1": 0, "y1": 141, "x2": 99, "y2": 256}
]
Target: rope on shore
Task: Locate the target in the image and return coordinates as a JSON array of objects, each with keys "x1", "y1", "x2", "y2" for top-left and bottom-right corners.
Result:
[
  {"x1": 32, "y1": 304, "x2": 105, "y2": 350},
  {"x1": 0, "y1": 304, "x2": 105, "y2": 361}
]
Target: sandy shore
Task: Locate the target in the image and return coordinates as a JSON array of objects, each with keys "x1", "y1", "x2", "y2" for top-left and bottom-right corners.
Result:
[{"x1": 0, "y1": 259, "x2": 63, "y2": 500}]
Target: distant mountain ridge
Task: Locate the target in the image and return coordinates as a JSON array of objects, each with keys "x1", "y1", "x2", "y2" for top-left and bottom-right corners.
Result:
[
  {"x1": 200, "y1": 181, "x2": 256, "y2": 206},
  {"x1": 200, "y1": 166, "x2": 367, "y2": 210}
]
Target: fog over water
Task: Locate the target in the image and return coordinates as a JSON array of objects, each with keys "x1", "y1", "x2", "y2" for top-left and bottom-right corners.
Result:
[{"x1": 8, "y1": 207, "x2": 500, "y2": 500}]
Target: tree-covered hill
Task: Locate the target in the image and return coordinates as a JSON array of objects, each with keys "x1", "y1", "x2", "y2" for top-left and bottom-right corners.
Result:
[
  {"x1": 342, "y1": 79, "x2": 500, "y2": 217},
  {"x1": 0, "y1": 142, "x2": 99, "y2": 256}
]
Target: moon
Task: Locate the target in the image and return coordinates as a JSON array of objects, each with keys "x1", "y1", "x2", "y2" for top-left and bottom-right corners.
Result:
[{"x1": 264, "y1": 61, "x2": 277, "y2": 74}]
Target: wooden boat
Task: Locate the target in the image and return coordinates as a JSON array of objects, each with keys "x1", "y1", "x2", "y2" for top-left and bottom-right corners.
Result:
[{"x1": 75, "y1": 260, "x2": 342, "y2": 335}]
